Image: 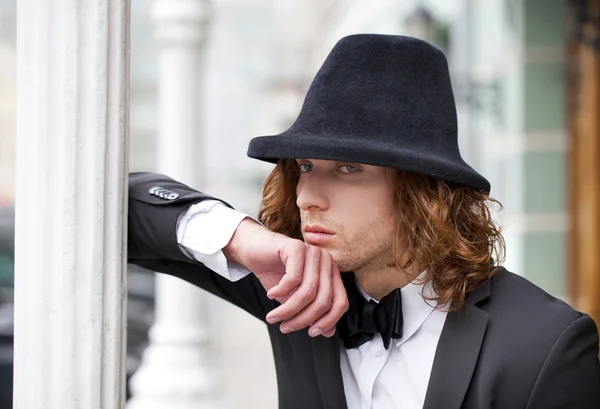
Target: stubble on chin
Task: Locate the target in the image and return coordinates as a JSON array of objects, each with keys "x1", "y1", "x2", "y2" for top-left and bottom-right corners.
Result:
[{"x1": 331, "y1": 220, "x2": 395, "y2": 274}]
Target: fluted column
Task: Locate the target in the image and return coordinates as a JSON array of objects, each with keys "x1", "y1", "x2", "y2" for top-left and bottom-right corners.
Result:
[
  {"x1": 13, "y1": 1, "x2": 130, "y2": 409},
  {"x1": 127, "y1": 1, "x2": 220, "y2": 408}
]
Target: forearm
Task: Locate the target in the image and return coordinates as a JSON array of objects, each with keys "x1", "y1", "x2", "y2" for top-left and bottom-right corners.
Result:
[{"x1": 127, "y1": 172, "x2": 273, "y2": 319}]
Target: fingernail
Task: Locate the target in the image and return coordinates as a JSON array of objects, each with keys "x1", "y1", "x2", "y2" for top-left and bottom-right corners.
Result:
[
  {"x1": 281, "y1": 326, "x2": 294, "y2": 334},
  {"x1": 267, "y1": 316, "x2": 282, "y2": 324},
  {"x1": 309, "y1": 328, "x2": 322, "y2": 337}
]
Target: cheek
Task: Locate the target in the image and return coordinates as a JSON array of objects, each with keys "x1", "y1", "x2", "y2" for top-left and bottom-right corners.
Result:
[
  {"x1": 343, "y1": 193, "x2": 393, "y2": 224},
  {"x1": 352, "y1": 202, "x2": 396, "y2": 240},
  {"x1": 337, "y1": 206, "x2": 390, "y2": 239}
]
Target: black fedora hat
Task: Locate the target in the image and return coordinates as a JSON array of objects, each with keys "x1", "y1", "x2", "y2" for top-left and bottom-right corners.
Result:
[{"x1": 247, "y1": 34, "x2": 490, "y2": 193}]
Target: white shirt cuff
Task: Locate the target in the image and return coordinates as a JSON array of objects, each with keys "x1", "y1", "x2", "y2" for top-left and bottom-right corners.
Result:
[{"x1": 176, "y1": 200, "x2": 255, "y2": 282}]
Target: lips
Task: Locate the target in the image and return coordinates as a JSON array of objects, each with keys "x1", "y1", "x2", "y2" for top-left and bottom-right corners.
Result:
[
  {"x1": 303, "y1": 225, "x2": 335, "y2": 245},
  {"x1": 303, "y1": 225, "x2": 334, "y2": 235}
]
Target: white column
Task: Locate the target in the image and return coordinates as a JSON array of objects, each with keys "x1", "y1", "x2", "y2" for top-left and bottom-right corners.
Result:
[
  {"x1": 13, "y1": 1, "x2": 130, "y2": 409},
  {"x1": 127, "y1": 1, "x2": 221, "y2": 408}
]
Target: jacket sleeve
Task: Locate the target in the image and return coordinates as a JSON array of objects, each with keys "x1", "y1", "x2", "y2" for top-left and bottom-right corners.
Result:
[
  {"x1": 525, "y1": 314, "x2": 600, "y2": 408},
  {"x1": 127, "y1": 172, "x2": 276, "y2": 321}
]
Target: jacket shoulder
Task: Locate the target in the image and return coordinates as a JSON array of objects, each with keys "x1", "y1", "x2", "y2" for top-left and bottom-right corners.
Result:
[
  {"x1": 479, "y1": 267, "x2": 594, "y2": 368},
  {"x1": 472, "y1": 268, "x2": 600, "y2": 406},
  {"x1": 488, "y1": 267, "x2": 583, "y2": 326}
]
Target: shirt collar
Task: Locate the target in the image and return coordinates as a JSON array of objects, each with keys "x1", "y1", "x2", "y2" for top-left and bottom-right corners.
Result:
[{"x1": 355, "y1": 270, "x2": 438, "y2": 347}]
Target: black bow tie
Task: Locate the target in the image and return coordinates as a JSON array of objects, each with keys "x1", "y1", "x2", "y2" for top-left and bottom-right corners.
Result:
[{"x1": 337, "y1": 274, "x2": 404, "y2": 350}]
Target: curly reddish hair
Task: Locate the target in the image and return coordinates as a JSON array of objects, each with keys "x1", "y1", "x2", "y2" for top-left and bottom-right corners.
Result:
[{"x1": 258, "y1": 159, "x2": 505, "y2": 310}]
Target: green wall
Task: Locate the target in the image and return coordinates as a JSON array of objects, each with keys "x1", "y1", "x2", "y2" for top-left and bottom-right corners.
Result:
[{"x1": 467, "y1": 0, "x2": 567, "y2": 297}]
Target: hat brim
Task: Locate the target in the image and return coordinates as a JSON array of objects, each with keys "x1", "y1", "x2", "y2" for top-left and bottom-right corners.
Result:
[{"x1": 247, "y1": 133, "x2": 491, "y2": 193}]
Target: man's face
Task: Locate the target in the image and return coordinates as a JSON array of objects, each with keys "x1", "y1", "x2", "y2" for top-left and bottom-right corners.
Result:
[{"x1": 295, "y1": 159, "x2": 398, "y2": 273}]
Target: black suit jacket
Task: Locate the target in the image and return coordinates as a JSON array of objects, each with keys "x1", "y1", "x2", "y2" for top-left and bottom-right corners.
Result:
[{"x1": 128, "y1": 172, "x2": 600, "y2": 409}]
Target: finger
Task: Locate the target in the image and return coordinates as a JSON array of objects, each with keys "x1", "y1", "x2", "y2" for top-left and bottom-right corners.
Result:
[
  {"x1": 322, "y1": 326, "x2": 336, "y2": 337},
  {"x1": 266, "y1": 242, "x2": 306, "y2": 299},
  {"x1": 307, "y1": 262, "x2": 348, "y2": 336},
  {"x1": 279, "y1": 250, "x2": 333, "y2": 335},
  {"x1": 272, "y1": 287, "x2": 297, "y2": 305},
  {"x1": 266, "y1": 245, "x2": 321, "y2": 326}
]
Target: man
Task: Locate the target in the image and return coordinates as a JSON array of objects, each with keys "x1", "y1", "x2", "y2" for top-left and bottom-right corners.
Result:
[{"x1": 128, "y1": 35, "x2": 600, "y2": 408}]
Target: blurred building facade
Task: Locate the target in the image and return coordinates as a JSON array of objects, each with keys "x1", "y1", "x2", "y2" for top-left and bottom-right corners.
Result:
[{"x1": 1, "y1": 0, "x2": 599, "y2": 408}]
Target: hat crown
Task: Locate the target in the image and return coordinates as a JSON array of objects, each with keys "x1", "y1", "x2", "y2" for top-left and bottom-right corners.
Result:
[
  {"x1": 286, "y1": 34, "x2": 459, "y2": 156},
  {"x1": 248, "y1": 34, "x2": 490, "y2": 192}
]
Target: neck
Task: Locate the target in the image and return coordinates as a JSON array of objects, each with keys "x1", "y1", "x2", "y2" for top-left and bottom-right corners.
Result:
[{"x1": 353, "y1": 258, "x2": 423, "y2": 300}]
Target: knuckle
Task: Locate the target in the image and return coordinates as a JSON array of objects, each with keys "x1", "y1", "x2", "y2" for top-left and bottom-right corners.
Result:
[
  {"x1": 316, "y1": 298, "x2": 332, "y2": 314},
  {"x1": 287, "y1": 274, "x2": 302, "y2": 285},
  {"x1": 288, "y1": 242, "x2": 304, "y2": 259},
  {"x1": 302, "y1": 286, "x2": 318, "y2": 302},
  {"x1": 307, "y1": 283, "x2": 319, "y2": 296},
  {"x1": 306, "y1": 244, "x2": 318, "y2": 257},
  {"x1": 296, "y1": 241, "x2": 307, "y2": 253},
  {"x1": 338, "y1": 297, "x2": 350, "y2": 313}
]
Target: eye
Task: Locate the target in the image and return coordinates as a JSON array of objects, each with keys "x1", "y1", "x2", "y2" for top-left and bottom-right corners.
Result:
[
  {"x1": 339, "y1": 164, "x2": 359, "y2": 174},
  {"x1": 297, "y1": 163, "x2": 313, "y2": 173}
]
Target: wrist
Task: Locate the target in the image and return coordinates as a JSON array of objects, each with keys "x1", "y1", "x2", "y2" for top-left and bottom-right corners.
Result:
[{"x1": 223, "y1": 217, "x2": 263, "y2": 265}]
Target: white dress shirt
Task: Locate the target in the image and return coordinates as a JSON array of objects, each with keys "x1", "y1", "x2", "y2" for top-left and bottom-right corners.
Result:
[{"x1": 176, "y1": 201, "x2": 448, "y2": 409}]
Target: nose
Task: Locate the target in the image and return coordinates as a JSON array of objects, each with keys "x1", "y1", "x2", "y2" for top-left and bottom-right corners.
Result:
[{"x1": 296, "y1": 177, "x2": 329, "y2": 211}]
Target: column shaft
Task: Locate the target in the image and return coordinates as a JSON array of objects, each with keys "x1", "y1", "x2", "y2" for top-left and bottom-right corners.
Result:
[{"x1": 13, "y1": 1, "x2": 131, "y2": 408}]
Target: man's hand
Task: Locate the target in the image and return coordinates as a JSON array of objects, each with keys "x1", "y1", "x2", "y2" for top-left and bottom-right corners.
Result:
[{"x1": 223, "y1": 218, "x2": 349, "y2": 338}]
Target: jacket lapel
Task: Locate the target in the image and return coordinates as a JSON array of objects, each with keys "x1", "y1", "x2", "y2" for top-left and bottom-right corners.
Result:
[
  {"x1": 423, "y1": 279, "x2": 491, "y2": 409},
  {"x1": 311, "y1": 334, "x2": 349, "y2": 409}
]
